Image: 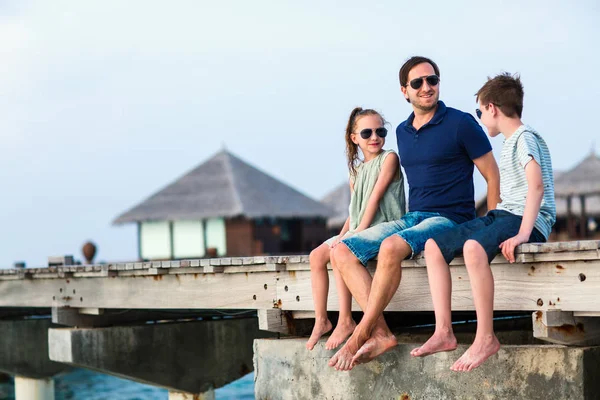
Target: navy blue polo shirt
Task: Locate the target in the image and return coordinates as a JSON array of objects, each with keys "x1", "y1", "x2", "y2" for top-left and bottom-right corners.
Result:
[{"x1": 396, "y1": 101, "x2": 492, "y2": 224}]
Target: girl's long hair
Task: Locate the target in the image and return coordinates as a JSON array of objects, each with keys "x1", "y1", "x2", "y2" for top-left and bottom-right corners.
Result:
[{"x1": 345, "y1": 107, "x2": 386, "y2": 177}]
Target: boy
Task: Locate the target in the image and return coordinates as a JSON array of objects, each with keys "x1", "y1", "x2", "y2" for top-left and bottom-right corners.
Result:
[{"x1": 410, "y1": 73, "x2": 556, "y2": 372}]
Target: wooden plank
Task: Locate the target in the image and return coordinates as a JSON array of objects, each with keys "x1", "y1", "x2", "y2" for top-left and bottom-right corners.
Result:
[
  {"x1": 573, "y1": 311, "x2": 600, "y2": 317},
  {"x1": 0, "y1": 272, "x2": 279, "y2": 309},
  {"x1": 519, "y1": 240, "x2": 600, "y2": 254},
  {"x1": 532, "y1": 310, "x2": 600, "y2": 345},
  {"x1": 276, "y1": 260, "x2": 600, "y2": 312},
  {"x1": 292, "y1": 311, "x2": 316, "y2": 319},
  {"x1": 258, "y1": 309, "x2": 289, "y2": 334}
]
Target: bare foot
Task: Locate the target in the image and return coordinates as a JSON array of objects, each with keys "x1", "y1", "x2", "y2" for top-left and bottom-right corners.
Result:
[
  {"x1": 450, "y1": 334, "x2": 500, "y2": 372},
  {"x1": 325, "y1": 319, "x2": 356, "y2": 350},
  {"x1": 410, "y1": 330, "x2": 457, "y2": 357},
  {"x1": 328, "y1": 323, "x2": 369, "y2": 371},
  {"x1": 306, "y1": 318, "x2": 332, "y2": 350},
  {"x1": 351, "y1": 327, "x2": 397, "y2": 365}
]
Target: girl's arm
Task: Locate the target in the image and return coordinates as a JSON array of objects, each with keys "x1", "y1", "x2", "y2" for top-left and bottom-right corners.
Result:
[
  {"x1": 499, "y1": 159, "x2": 544, "y2": 263},
  {"x1": 331, "y1": 181, "x2": 354, "y2": 247},
  {"x1": 355, "y1": 152, "x2": 399, "y2": 232}
]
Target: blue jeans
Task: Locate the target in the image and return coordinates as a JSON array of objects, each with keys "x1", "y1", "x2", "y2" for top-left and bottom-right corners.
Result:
[
  {"x1": 341, "y1": 211, "x2": 457, "y2": 266},
  {"x1": 432, "y1": 209, "x2": 546, "y2": 264}
]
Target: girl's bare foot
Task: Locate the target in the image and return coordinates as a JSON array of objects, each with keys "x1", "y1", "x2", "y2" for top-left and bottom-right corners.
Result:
[
  {"x1": 325, "y1": 319, "x2": 356, "y2": 350},
  {"x1": 410, "y1": 329, "x2": 457, "y2": 357},
  {"x1": 306, "y1": 319, "x2": 333, "y2": 350},
  {"x1": 450, "y1": 334, "x2": 500, "y2": 372}
]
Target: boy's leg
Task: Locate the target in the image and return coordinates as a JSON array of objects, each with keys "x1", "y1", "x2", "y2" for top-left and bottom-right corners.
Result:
[
  {"x1": 450, "y1": 239, "x2": 499, "y2": 372},
  {"x1": 306, "y1": 242, "x2": 333, "y2": 350},
  {"x1": 412, "y1": 216, "x2": 489, "y2": 357},
  {"x1": 325, "y1": 251, "x2": 357, "y2": 350},
  {"x1": 451, "y1": 211, "x2": 521, "y2": 371},
  {"x1": 411, "y1": 239, "x2": 457, "y2": 356}
]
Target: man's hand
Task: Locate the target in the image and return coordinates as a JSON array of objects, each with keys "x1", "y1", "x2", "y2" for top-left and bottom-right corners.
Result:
[{"x1": 499, "y1": 233, "x2": 530, "y2": 263}]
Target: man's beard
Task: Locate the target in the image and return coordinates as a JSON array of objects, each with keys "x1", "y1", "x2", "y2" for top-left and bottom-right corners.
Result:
[{"x1": 410, "y1": 93, "x2": 438, "y2": 112}]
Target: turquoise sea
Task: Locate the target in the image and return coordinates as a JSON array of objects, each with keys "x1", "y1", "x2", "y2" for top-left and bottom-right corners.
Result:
[{"x1": 0, "y1": 369, "x2": 254, "y2": 400}]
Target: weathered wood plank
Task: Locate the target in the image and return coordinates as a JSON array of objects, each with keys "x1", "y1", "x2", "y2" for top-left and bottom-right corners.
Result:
[
  {"x1": 276, "y1": 260, "x2": 600, "y2": 312},
  {"x1": 0, "y1": 272, "x2": 279, "y2": 309}
]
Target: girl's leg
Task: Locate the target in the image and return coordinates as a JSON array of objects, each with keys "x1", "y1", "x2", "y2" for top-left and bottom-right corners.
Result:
[
  {"x1": 451, "y1": 239, "x2": 499, "y2": 372},
  {"x1": 411, "y1": 239, "x2": 457, "y2": 357},
  {"x1": 325, "y1": 249, "x2": 357, "y2": 350},
  {"x1": 306, "y1": 243, "x2": 333, "y2": 350}
]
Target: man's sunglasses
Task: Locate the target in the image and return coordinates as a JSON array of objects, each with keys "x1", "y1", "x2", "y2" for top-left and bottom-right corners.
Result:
[
  {"x1": 359, "y1": 127, "x2": 388, "y2": 139},
  {"x1": 475, "y1": 109, "x2": 482, "y2": 119},
  {"x1": 407, "y1": 75, "x2": 440, "y2": 90}
]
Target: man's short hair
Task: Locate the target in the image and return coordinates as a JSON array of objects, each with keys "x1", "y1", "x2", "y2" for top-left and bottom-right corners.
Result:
[
  {"x1": 476, "y1": 73, "x2": 524, "y2": 118},
  {"x1": 399, "y1": 56, "x2": 440, "y2": 87}
]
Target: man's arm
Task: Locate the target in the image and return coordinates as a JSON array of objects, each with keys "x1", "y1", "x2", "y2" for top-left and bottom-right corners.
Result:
[
  {"x1": 473, "y1": 151, "x2": 501, "y2": 211},
  {"x1": 499, "y1": 159, "x2": 544, "y2": 263}
]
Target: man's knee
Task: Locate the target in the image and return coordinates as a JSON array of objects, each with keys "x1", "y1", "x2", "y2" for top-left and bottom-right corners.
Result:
[
  {"x1": 379, "y1": 235, "x2": 411, "y2": 261},
  {"x1": 331, "y1": 243, "x2": 355, "y2": 269},
  {"x1": 463, "y1": 239, "x2": 486, "y2": 262}
]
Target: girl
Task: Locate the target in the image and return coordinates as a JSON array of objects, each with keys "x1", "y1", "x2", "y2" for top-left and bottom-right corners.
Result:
[{"x1": 306, "y1": 107, "x2": 406, "y2": 351}]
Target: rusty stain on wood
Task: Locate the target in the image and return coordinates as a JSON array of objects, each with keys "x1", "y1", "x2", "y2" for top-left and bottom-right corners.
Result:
[
  {"x1": 535, "y1": 311, "x2": 543, "y2": 321},
  {"x1": 555, "y1": 323, "x2": 585, "y2": 335},
  {"x1": 399, "y1": 394, "x2": 411, "y2": 400},
  {"x1": 537, "y1": 298, "x2": 544, "y2": 306},
  {"x1": 556, "y1": 265, "x2": 565, "y2": 270},
  {"x1": 152, "y1": 275, "x2": 163, "y2": 281}
]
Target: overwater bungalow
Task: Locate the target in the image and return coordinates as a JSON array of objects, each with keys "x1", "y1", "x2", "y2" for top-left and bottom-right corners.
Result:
[{"x1": 114, "y1": 150, "x2": 332, "y2": 260}]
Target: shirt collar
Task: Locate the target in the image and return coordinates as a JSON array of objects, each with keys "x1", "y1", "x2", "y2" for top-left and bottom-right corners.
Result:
[{"x1": 404, "y1": 101, "x2": 447, "y2": 132}]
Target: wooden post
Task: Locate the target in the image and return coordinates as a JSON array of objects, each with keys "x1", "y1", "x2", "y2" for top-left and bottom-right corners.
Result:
[
  {"x1": 580, "y1": 195, "x2": 587, "y2": 238},
  {"x1": 566, "y1": 196, "x2": 575, "y2": 238}
]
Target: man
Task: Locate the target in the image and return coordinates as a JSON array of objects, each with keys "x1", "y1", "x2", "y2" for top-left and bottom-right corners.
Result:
[{"x1": 328, "y1": 56, "x2": 501, "y2": 371}]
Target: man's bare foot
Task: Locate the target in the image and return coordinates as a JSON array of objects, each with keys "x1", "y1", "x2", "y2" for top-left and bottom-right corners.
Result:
[
  {"x1": 325, "y1": 319, "x2": 356, "y2": 350},
  {"x1": 351, "y1": 327, "x2": 397, "y2": 365},
  {"x1": 450, "y1": 334, "x2": 500, "y2": 372},
  {"x1": 410, "y1": 330, "x2": 457, "y2": 357},
  {"x1": 328, "y1": 323, "x2": 369, "y2": 371},
  {"x1": 306, "y1": 319, "x2": 333, "y2": 350}
]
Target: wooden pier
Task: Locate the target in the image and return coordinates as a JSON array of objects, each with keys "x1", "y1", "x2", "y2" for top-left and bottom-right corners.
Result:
[{"x1": 1, "y1": 240, "x2": 600, "y2": 398}]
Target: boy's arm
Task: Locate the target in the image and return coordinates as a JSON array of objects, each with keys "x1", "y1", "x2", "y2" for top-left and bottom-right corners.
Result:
[
  {"x1": 473, "y1": 151, "x2": 501, "y2": 211},
  {"x1": 499, "y1": 159, "x2": 544, "y2": 263},
  {"x1": 354, "y1": 152, "x2": 399, "y2": 232}
]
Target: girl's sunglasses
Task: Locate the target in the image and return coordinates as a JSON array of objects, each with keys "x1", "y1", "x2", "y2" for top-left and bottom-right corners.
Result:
[
  {"x1": 359, "y1": 127, "x2": 388, "y2": 139},
  {"x1": 407, "y1": 75, "x2": 440, "y2": 90}
]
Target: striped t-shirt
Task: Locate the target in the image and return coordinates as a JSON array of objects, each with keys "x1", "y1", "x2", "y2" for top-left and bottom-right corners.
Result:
[{"x1": 496, "y1": 125, "x2": 556, "y2": 239}]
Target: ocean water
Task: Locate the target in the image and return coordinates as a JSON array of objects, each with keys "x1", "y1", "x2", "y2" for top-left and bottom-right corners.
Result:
[{"x1": 0, "y1": 369, "x2": 254, "y2": 400}]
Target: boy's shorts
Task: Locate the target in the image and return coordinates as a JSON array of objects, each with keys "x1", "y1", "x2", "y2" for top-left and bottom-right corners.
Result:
[
  {"x1": 432, "y1": 209, "x2": 546, "y2": 264},
  {"x1": 341, "y1": 211, "x2": 457, "y2": 266}
]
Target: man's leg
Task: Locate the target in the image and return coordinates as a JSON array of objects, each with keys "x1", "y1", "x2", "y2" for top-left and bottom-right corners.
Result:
[
  {"x1": 410, "y1": 238, "x2": 457, "y2": 357},
  {"x1": 327, "y1": 240, "x2": 400, "y2": 370},
  {"x1": 451, "y1": 239, "x2": 499, "y2": 372}
]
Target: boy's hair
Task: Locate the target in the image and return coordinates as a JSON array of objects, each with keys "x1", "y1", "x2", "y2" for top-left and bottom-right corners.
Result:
[
  {"x1": 476, "y1": 73, "x2": 524, "y2": 118},
  {"x1": 345, "y1": 107, "x2": 386, "y2": 177},
  {"x1": 399, "y1": 56, "x2": 440, "y2": 87}
]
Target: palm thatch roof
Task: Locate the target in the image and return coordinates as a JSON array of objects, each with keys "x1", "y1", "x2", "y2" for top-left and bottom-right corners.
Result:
[
  {"x1": 321, "y1": 182, "x2": 350, "y2": 229},
  {"x1": 114, "y1": 150, "x2": 333, "y2": 224},
  {"x1": 554, "y1": 152, "x2": 600, "y2": 197}
]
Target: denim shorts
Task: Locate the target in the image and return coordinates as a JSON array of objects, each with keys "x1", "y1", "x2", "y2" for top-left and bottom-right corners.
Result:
[
  {"x1": 431, "y1": 209, "x2": 547, "y2": 264},
  {"x1": 341, "y1": 211, "x2": 457, "y2": 266}
]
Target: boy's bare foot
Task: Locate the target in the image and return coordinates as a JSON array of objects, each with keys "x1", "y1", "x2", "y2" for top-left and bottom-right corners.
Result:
[
  {"x1": 325, "y1": 319, "x2": 356, "y2": 350},
  {"x1": 450, "y1": 334, "x2": 500, "y2": 372},
  {"x1": 328, "y1": 323, "x2": 369, "y2": 371},
  {"x1": 306, "y1": 319, "x2": 332, "y2": 350},
  {"x1": 351, "y1": 327, "x2": 397, "y2": 365},
  {"x1": 410, "y1": 330, "x2": 457, "y2": 357}
]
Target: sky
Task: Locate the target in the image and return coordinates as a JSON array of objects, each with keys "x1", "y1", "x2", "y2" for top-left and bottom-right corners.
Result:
[{"x1": 1, "y1": 0, "x2": 599, "y2": 267}]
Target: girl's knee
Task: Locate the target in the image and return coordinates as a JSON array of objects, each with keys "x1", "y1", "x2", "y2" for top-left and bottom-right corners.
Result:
[
  {"x1": 309, "y1": 245, "x2": 330, "y2": 267},
  {"x1": 424, "y1": 238, "x2": 439, "y2": 256}
]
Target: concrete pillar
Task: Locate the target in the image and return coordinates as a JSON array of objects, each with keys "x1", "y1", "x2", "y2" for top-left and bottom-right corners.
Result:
[
  {"x1": 49, "y1": 317, "x2": 274, "y2": 394},
  {"x1": 254, "y1": 336, "x2": 600, "y2": 399},
  {"x1": 14, "y1": 376, "x2": 54, "y2": 400},
  {"x1": 169, "y1": 389, "x2": 215, "y2": 400},
  {"x1": 0, "y1": 319, "x2": 70, "y2": 379}
]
